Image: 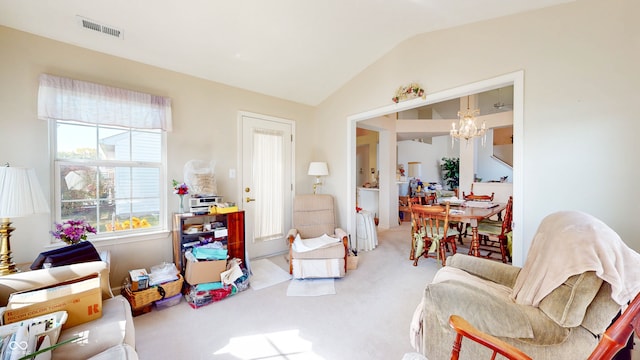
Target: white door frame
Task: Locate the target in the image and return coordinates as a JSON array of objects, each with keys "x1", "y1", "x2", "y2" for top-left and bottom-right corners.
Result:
[
  {"x1": 346, "y1": 71, "x2": 525, "y2": 266},
  {"x1": 237, "y1": 111, "x2": 296, "y2": 259}
]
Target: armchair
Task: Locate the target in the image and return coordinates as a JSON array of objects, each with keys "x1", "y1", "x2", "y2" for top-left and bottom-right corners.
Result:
[
  {"x1": 411, "y1": 211, "x2": 640, "y2": 359},
  {"x1": 448, "y1": 289, "x2": 640, "y2": 359},
  {"x1": 288, "y1": 194, "x2": 348, "y2": 279}
]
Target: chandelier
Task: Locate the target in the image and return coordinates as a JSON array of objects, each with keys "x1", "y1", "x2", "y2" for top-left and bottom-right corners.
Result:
[{"x1": 450, "y1": 95, "x2": 486, "y2": 146}]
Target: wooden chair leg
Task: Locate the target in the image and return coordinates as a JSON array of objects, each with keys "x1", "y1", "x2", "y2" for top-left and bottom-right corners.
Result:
[{"x1": 499, "y1": 235, "x2": 508, "y2": 263}]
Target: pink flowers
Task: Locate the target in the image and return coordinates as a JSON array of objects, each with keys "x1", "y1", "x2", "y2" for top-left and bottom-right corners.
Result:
[
  {"x1": 392, "y1": 83, "x2": 425, "y2": 103},
  {"x1": 172, "y1": 180, "x2": 189, "y2": 195},
  {"x1": 51, "y1": 219, "x2": 97, "y2": 245}
]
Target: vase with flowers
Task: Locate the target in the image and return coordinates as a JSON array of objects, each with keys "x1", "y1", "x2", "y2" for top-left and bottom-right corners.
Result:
[
  {"x1": 172, "y1": 180, "x2": 189, "y2": 213},
  {"x1": 51, "y1": 219, "x2": 97, "y2": 245}
]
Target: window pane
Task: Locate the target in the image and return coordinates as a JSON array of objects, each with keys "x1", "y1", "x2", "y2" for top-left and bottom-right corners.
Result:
[
  {"x1": 132, "y1": 198, "x2": 160, "y2": 228},
  {"x1": 57, "y1": 123, "x2": 97, "y2": 159},
  {"x1": 99, "y1": 127, "x2": 130, "y2": 161},
  {"x1": 132, "y1": 168, "x2": 160, "y2": 198},
  {"x1": 54, "y1": 119, "x2": 164, "y2": 240},
  {"x1": 113, "y1": 167, "x2": 131, "y2": 199},
  {"x1": 114, "y1": 199, "x2": 131, "y2": 225},
  {"x1": 61, "y1": 200, "x2": 97, "y2": 226},
  {"x1": 97, "y1": 200, "x2": 116, "y2": 232},
  {"x1": 132, "y1": 131, "x2": 161, "y2": 162},
  {"x1": 98, "y1": 167, "x2": 114, "y2": 200},
  {"x1": 61, "y1": 165, "x2": 97, "y2": 200}
]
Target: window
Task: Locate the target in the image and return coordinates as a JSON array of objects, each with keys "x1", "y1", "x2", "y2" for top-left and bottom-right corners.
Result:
[{"x1": 38, "y1": 74, "x2": 172, "y2": 241}]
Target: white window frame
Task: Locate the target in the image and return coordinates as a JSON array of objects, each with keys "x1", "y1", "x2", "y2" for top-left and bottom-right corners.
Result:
[
  {"x1": 49, "y1": 120, "x2": 169, "y2": 244},
  {"x1": 38, "y1": 73, "x2": 172, "y2": 245}
]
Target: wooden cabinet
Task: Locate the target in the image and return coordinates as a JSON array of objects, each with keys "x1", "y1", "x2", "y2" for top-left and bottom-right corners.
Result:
[{"x1": 172, "y1": 211, "x2": 245, "y2": 274}]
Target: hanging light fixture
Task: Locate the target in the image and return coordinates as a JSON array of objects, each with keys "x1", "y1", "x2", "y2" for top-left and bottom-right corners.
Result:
[{"x1": 450, "y1": 95, "x2": 486, "y2": 146}]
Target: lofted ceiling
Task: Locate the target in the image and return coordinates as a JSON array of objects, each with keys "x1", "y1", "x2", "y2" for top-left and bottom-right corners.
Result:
[
  {"x1": 358, "y1": 86, "x2": 514, "y2": 141},
  {"x1": 0, "y1": 0, "x2": 572, "y2": 106},
  {"x1": 395, "y1": 86, "x2": 514, "y2": 141}
]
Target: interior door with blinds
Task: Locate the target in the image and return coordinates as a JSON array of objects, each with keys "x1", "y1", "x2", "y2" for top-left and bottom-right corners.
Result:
[{"x1": 240, "y1": 112, "x2": 293, "y2": 259}]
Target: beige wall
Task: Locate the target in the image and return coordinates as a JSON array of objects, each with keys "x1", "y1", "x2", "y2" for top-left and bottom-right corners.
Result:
[
  {"x1": 1, "y1": 0, "x2": 638, "y2": 281},
  {"x1": 317, "y1": 0, "x2": 640, "y2": 260},
  {"x1": 0, "y1": 26, "x2": 315, "y2": 286}
]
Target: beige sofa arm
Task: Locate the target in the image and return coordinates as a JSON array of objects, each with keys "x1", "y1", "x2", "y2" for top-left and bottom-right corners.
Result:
[
  {"x1": 0, "y1": 261, "x2": 113, "y2": 306},
  {"x1": 446, "y1": 254, "x2": 521, "y2": 289}
]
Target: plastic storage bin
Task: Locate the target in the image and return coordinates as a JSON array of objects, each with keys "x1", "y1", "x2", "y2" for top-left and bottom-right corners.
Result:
[{"x1": 154, "y1": 293, "x2": 182, "y2": 310}]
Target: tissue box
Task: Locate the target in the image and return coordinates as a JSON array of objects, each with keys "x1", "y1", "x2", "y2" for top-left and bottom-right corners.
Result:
[
  {"x1": 129, "y1": 269, "x2": 149, "y2": 291},
  {"x1": 185, "y1": 257, "x2": 226, "y2": 285}
]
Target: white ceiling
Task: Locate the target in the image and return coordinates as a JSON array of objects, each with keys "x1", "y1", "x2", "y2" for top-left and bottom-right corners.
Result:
[{"x1": 0, "y1": 0, "x2": 572, "y2": 105}]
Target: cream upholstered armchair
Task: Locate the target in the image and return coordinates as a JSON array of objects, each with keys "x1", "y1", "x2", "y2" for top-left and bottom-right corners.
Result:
[
  {"x1": 287, "y1": 194, "x2": 348, "y2": 279},
  {"x1": 410, "y1": 211, "x2": 640, "y2": 360}
]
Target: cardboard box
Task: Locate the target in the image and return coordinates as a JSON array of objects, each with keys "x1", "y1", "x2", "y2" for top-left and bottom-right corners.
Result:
[
  {"x1": 4, "y1": 273, "x2": 102, "y2": 329},
  {"x1": 185, "y1": 257, "x2": 226, "y2": 285}
]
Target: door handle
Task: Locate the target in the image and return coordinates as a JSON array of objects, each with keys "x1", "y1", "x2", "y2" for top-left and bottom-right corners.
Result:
[{"x1": 246, "y1": 197, "x2": 256, "y2": 203}]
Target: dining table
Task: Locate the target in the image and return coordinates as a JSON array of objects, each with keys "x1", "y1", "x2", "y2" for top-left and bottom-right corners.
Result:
[{"x1": 444, "y1": 201, "x2": 507, "y2": 258}]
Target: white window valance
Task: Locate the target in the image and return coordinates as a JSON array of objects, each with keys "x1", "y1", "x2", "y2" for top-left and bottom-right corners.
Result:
[{"x1": 37, "y1": 74, "x2": 172, "y2": 131}]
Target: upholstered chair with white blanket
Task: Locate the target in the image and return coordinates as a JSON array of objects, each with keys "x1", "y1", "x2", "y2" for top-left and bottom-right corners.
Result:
[
  {"x1": 410, "y1": 211, "x2": 640, "y2": 359},
  {"x1": 288, "y1": 194, "x2": 348, "y2": 279}
]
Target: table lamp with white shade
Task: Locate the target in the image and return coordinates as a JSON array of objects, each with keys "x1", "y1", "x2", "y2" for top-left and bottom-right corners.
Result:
[
  {"x1": 0, "y1": 164, "x2": 49, "y2": 275},
  {"x1": 308, "y1": 162, "x2": 329, "y2": 194}
]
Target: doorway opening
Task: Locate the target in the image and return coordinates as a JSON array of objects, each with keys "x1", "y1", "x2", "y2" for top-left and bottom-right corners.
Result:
[{"x1": 346, "y1": 71, "x2": 525, "y2": 265}]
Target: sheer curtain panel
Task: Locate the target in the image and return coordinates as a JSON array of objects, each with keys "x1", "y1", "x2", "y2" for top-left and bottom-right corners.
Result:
[{"x1": 37, "y1": 74, "x2": 172, "y2": 131}]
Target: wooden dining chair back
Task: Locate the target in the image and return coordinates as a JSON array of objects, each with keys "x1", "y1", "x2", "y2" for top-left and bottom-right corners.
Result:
[
  {"x1": 476, "y1": 196, "x2": 513, "y2": 263},
  {"x1": 462, "y1": 183, "x2": 494, "y2": 202},
  {"x1": 409, "y1": 202, "x2": 458, "y2": 266},
  {"x1": 448, "y1": 291, "x2": 640, "y2": 360},
  {"x1": 423, "y1": 192, "x2": 437, "y2": 205},
  {"x1": 462, "y1": 192, "x2": 495, "y2": 202}
]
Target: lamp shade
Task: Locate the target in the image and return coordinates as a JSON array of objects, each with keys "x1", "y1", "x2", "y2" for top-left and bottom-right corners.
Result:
[
  {"x1": 307, "y1": 162, "x2": 329, "y2": 177},
  {"x1": 408, "y1": 162, "x2": 421, "y2": 178},
  {"x1": 0, "y1": 166, "x2": 49, "y2": 218}
]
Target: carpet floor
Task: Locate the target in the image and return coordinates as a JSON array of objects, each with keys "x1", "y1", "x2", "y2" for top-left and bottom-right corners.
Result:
[{"x1": 133, "y1": 223, "x2": 440, "y2": 359}]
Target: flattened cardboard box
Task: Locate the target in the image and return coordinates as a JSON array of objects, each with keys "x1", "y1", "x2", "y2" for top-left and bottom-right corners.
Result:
[
  {"x1": 4, "y1": 273, "x2": 102, "y2": 329},
  {"x1": 185, "y1": 258, "x2": 226, "y2": 285}
]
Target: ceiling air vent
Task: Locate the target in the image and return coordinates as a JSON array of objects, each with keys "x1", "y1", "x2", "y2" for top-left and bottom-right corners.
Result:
[{"x1": 76, "y1": 16, "x2": 123, "y2": 39}]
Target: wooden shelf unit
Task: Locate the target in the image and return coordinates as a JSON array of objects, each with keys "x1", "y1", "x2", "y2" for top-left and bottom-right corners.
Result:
[{"x1": 172, "y1": 211, "x2": 245, "y2": 275}]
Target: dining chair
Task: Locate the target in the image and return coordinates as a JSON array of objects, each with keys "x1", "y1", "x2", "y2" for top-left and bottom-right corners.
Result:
[
  {"x1": 462, "y1": 191, "x2": 494, "y2": 202},
  {"x1": 447, "y1": 291, "x2": 640, "y2": 360},
  {"x1": 423, "y1": 192, "x2": 437, "y2": 205},
  {"x1": 409, "y1": 202, "x2": 458, "y2": 266},
  {"x1": 462, "y1": 183, "x2": 495, "y2": 202},
  {"x1": 458, "y1": 185, "x2": 497, "y2": 242},
  {"x1": 476, "y1": 196, "x2": 513, "y2": 263}
]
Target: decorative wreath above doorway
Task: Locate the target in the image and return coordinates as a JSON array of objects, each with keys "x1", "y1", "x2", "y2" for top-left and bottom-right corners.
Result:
[{"x1": 392, "y1": 82, "x2": 425, "y2": 103}]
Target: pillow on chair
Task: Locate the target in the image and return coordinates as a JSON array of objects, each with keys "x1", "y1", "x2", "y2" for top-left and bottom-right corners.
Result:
[
  {"x1": 30, "y1": 241, "x2": 101, "y2": 270},
  {"x1": 538, "y1": 271, "x2": 602, "y2": 327}
]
